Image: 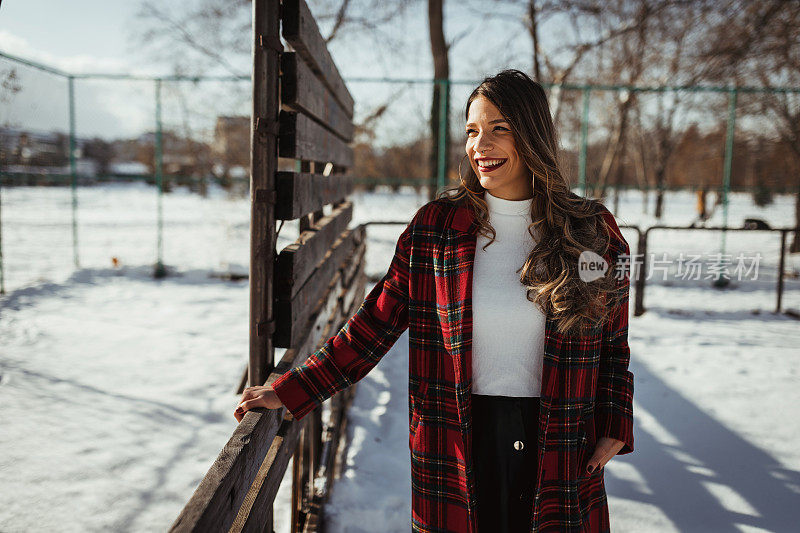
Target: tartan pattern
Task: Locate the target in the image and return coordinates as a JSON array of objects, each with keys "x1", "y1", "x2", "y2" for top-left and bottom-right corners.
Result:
[{"x1": 272, "y1": 194, "x2": 635, "y2": 532}]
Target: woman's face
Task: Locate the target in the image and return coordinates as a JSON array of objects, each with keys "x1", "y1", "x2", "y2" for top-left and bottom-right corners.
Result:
[{"x1": 465, "y1": 96, "x2": 532, "y2": 200}]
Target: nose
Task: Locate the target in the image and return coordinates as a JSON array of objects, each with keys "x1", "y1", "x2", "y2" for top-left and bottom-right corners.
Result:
[{"x1": 473, "y1": 133, "x2": 493, "y2": 155}]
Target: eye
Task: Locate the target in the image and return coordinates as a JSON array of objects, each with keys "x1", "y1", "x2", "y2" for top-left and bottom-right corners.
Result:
[{"x1": 465, "y1": 126, "x2": 508, "y2": 135}]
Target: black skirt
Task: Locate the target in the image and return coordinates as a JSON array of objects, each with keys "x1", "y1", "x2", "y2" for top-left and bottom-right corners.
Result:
[{"x1": 471, "y1": 393, "x2": 540, "y2": 533}]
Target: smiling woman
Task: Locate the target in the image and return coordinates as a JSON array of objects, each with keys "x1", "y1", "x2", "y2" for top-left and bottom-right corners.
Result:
[
  {"x1": 438, "y1": 68, "x2": 634, "y2": 532},
  {"x1": 455, "y1": 70, "x2": 622, "y2": 338},
  {"x1": 242, "y1": 69, "x2": 634, "y2": 533}
]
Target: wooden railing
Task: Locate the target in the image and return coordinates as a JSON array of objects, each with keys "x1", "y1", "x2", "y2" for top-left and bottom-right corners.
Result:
[{"x1": 170, "y1": 1, "x2": 361, "y2": 531}]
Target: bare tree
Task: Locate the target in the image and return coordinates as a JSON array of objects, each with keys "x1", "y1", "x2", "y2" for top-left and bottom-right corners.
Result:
[
  {"x1": 131, "y1": 1, "x2": 416, "y2": 116},
  {"x1": 0, "y1": 67, "x2": 22, "y2": 126},
  {"x1": 449, "y1": 0, "x2": 623, "y2": 128},
  {"x1": 428, "y1": 0, "x2": 449, "y2": 200},
  {"x1": 538, "y1": 0, "x2": 721, "y2": 216},
  {"x1": 541, "y1": 0, "x2": 662, "y2": 130},
  {"x1": 575, "y1": 1, "x2": 676, "y2": 205},
  {"x1": 637, "y1": 0, "x2": 716, "y2": 218},
  {"x1": 453, "y1": 0, "x2": 706, "y2": 209},
  {"x1": 131, "y1": 0, "x2": 252, "y2": 77},
  {"x1": 694, "y1": 0, "x2": 800, "y2": 251}
]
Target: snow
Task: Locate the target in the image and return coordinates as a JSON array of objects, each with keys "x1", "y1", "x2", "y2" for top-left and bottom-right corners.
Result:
[{"x1": 0, "y1": 183, "x2": 798, "y2": 532}]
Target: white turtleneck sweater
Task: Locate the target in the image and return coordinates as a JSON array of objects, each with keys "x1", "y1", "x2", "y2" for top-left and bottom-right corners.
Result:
[{"x1": 471, "y1": 191, "x2": 546, "y2": 397}]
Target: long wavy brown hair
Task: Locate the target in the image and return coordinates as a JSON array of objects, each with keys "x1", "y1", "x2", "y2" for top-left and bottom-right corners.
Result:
[{"x1": 437, "y1": 69, "x2": 618, "y2": 336}]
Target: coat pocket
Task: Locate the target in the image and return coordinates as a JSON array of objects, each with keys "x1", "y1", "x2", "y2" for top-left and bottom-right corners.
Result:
[
  {"x1": 576, "y1": 406, "x2": 598, "y2": 479},
  {"x1": 409, "y1": 380, "x2": 429, "y2": 450}
]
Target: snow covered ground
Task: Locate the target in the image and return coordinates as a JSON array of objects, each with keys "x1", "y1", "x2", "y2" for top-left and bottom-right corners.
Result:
[{"x1": 1, "y1": 183, "x2": 798, "y2": 532}]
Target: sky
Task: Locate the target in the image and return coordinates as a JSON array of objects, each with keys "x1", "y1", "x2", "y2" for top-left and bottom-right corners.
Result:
[
  {"x1": 1, "y1": 0, "x2": 199, "y2": 140},
  {"x1": 0, "y1": 0, "x2": 558, "y2": 147},
  {"x1": 1, "y1": 0, "x2": 142, "y2": 66}
]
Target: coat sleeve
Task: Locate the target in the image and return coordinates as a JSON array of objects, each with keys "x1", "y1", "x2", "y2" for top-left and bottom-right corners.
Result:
[
  {"x1": 270, "y1": 219, "x2": 413, "y2": 421},
  {"x1": 596, "y1": 210, "x2": 635, "y2": 455}
]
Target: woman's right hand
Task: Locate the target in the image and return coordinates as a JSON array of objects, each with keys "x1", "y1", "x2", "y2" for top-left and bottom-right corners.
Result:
[{"x1": 234, "y1": 385, "x2": 285, "y2": 422}]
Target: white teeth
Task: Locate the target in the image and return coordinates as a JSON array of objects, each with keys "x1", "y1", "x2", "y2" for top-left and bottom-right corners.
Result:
[{"x1": 478, "y1": 159, "x2": 505, "y2": 167}]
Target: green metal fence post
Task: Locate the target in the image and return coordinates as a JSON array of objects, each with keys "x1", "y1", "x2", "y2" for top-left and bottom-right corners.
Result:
[
  {"x1": 721, "y1": 88, "x2": 737, "y2": 251},
  {"x1": 154, "y1": 78, "x2": 166, "y2": 278},
  {"x1": 68, "y1": 75, "x2": 79, "y2": 268},
  {"x1": 578, "y1": 87, "x2": 591, "y2": 197},
  {"x1": 712, "y1": 86, "x2": 737, "y2": 288}
]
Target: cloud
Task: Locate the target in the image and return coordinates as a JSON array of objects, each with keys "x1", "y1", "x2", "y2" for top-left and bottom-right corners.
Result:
[
  {"x1": 0, "y1": 30, "x2": 151, "y2": 76},
  {"x1": 0, "y1": 31, "x2": 157, "y2": 138}
]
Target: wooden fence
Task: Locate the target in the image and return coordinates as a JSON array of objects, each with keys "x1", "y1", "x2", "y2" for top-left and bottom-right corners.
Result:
[{"x1": 170, "y1": 0, "x2": 363, "y2": 531}]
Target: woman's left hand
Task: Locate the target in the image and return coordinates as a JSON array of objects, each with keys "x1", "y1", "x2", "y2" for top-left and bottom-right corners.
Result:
[{"x1": 585, "y1": 437, "x2": 625, "y2": 475}]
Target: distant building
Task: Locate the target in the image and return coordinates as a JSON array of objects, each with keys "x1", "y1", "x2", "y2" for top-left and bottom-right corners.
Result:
[
  {"x1": 212, "y1": 116, "x2": 249, "y2": 180},
  {"x1": 0, "y1": 127, "x2": 71, "y2": 167},
  {"x1": 0, "y1": 127, "x2": 104, "y2": 182}
]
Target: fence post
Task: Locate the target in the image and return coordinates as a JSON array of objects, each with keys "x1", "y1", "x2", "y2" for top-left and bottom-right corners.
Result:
[
  {"x1": 633, "y1": 229, "x2": 647, "y2": 316},
  {"x1": 154, "y1": 78, "x2": 166, "y2": 278},
  {"x1": 578, "y1": 87, "x2": 591, "y2": 197},
  {"x1": 68, "y1": 75, "x2": 79, "y2": 269},
  {"x1": 720, "y1": 87, "x2": 738, "y2": 256},
  {"x1": 249, "y1": 0, "x2": 279, "y2": 389},
  {"x1": 776, "y1": 229, "x2": 786, "y2": 313}
]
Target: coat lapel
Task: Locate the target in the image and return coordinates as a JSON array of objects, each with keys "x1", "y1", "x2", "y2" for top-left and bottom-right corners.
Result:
[{"x1": 435, "y1": 203, "x2": 477, "y2": 439}]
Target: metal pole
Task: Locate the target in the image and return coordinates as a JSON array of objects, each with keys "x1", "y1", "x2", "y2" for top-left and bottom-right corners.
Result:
[
  {"x1": 633, "y1": 229, "x2": 647, "y2": 316},
  {"x1": 68, "y1": 75, "x2": 79, "y2": 268},
  {"x1": 579, "y1": 88, "x2": 591, "y2": 197},
  {"x1": 776, "y1": 229, "x2": 786, "y2": 313},
  {"x1": 154, "y1": 78, "x2": 166, "y2": 278},
  {"x1": 721, "y1": 87, "x2": 737, "y2": 254}
]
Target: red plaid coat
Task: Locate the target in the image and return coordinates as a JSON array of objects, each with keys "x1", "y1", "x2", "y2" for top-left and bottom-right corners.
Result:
[{"x1": 272, "y1": 193, "x2": 635, "y2": 532}]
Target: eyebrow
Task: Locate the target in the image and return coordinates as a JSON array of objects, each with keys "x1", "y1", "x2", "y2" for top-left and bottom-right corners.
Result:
[{"x1": 465, "y1": 118, "x2": 508, "y2": 128}]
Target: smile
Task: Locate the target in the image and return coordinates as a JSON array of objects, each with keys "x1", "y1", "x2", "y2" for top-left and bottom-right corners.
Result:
[{"x1": 477, "y1": 158, "x2": 507, "y2": 172}]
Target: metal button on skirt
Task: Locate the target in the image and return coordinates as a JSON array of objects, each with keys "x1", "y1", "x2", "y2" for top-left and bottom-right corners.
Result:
[{"x1": 471, "y1": 393, "x2": 540, "y2": 533}]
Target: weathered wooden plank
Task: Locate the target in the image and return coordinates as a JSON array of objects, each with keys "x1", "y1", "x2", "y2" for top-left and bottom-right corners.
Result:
[
  {"x1": 302, "y1": 384, "x2": 353, "y2": 530},
  {"x1": 275, "y1": 171, "x2": 354, "y2": 221},
  {"x1": 281, "y1": 0, "x2": 354, "y2": 118},
  {"x1": 176, "y1": 0, "x2": 367, "y2": 530},
  {"x1": 279, "y1": 110, "x2": 354, "y2": 168},
  {"x1": 169, "y1": 400, "x2": 285, "y2": 532},
  {"x1": 228, "y1": 409, "x2": 303, "y2": 533},
  {"x1": 242, "y1": 265, "x2": 366, "y2": 532},
  {"x1": 271, "y1": 253, "x2": 368, "y2": 380},
  {"x1": 341, "y1": 227, "x2": 366, "y2": 285},
  {"x1": 340, "y1": 244, "x2": 367, "y2": 313},
  {"x1": 250, "y1": 0, "x2": 280, "y2": 392},
  {"x1": 171, "y1": 246, "x2": 366, "y2": 533},
  {"x1": 274, "y1": 232, "x2": 364, "y2": 348},
  {"x1": 331, "y1": 384, "x2": 358, "y2": 481},
  {"x1": 300, "y1": 269, "x2": 365, "y2": 531},
  {"x1": 171, "y1": 1, "x2": 281, "y2": 528},
  {"x1": 273, "y1": 201, "x2": 354, "y2": 300},
  {"x1": 281, "y1": 52, "x2": 354, "y2": 143},
  {"x1": 274, "y1": 225, "x2": 367, "y2": 348},
  {"x1": 274, "y1": 224, "x2": 363, "y2": 305}
]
